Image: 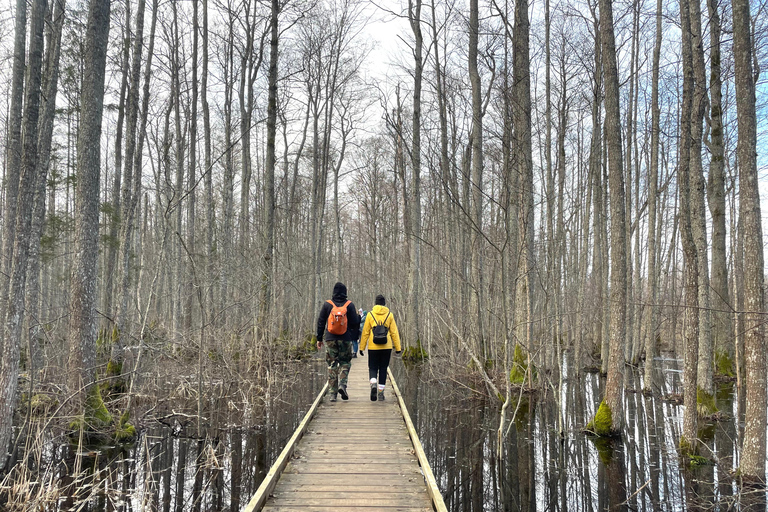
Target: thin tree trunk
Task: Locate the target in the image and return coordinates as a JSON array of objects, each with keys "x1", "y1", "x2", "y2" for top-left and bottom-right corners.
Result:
[
  {"x1": 0, "y1": 0, "x2": 46, "y2": 467},
  {"x1": 644, "y1": 0, "x2": 663, "y2": 393},
  {"x1": 679, "y1": 0, "x2": 700, "y2": 452},
  {"x1": 689, "y1": 0, "x2": 713, "y2": 407},
  {"x1": 263, "y1": 0, "x2": 279, "y2": 341},
  {"x1": 409, "y1": 0, "x2": 423, "y2": 348},
  {"x1": 112, "y1": 0, "x2": 148, "y2": 377},
  {"x1": 706, "y1": 0, "x2": 731, "y2": 376},
  {"x1": 26, "y1": 0, "x2": 66, "y2": 377},
  {"x1": 1, "y1": 0, "x2": 26, "y2": 314}
]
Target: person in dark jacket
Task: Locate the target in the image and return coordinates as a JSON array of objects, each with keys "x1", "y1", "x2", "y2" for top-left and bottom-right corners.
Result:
[{"x1": 316, "y1": 282, "x2": 360, "y2": 401}]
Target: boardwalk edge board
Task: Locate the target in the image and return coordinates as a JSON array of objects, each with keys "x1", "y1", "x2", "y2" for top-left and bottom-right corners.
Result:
[
  {"x1": 242, "y1": 381, "x2": 329, "y2": 512},
  {"x1": 388, "y1": 368, "x2": 449, "y2": 512}
]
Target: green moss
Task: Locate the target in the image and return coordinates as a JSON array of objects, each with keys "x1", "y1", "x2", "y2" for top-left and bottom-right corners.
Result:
[
  {"x1": 696, "y1": 387, "x2": 718, "y2": 416},
  {"x1": 106, "y1": 359, "x2": 123, "y2": 377},
  {"x1": 509, "y1": 345, "x2": 536, "y2": 385},
  {"x1": 402, "y1": 340, "x2": 428, "y2": 365},
  {"x1": 286, "y1": 337, "x2": 316, "y2": 360},
  {"x1": 715, "y1": 349, "x2": 735, "y2": 377},
  {"x1": 30, "y1": 393, "x2": 57, "y2": 414},
  {"x1": 114, "y1": 411, "x2": 137, "y2": 443},
  {"x1": 679, "y1": 436, "x2": 698, "y2": 459},
  {"x1": 86, "y1": 384, "x2": 113, "y2": 427},
  {"x1": 585, "y1": 400, "x2": 614, "y2": 437}
]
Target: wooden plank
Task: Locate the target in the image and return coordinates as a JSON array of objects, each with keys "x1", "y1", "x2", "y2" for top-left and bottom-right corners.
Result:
[
  {"x1": 263, "y1": 507, "x2": 432, "y2": 512},
  {"x1": 246, "y1": 356, "x2": 442, "y2": 512},
  {"x1": 266, "y1": 497, "x2": 433, "y2": 507}
]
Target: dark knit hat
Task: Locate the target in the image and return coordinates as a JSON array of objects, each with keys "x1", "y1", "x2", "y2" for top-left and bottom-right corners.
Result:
[{"x1": 375, "y1": 294, "x2": 386, "y2": 305}]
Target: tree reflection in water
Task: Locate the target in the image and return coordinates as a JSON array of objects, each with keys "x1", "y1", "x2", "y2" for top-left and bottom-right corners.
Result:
[
  {"x1": 3, "y1": 357, "x2": 765, "y2": 511},
  {"x1": 391, "y1": 356, "x2": 763, "y2": 511}
]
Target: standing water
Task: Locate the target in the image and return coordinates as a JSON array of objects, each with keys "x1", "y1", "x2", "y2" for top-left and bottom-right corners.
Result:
[{"x1": 1, "y1": 355, "x2": 760, "y2": 511}]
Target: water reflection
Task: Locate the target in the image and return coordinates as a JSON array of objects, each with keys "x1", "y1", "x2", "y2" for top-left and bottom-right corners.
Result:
[
  {"x1": 4, "y1": 356, "x2": 764, "y2": 511},
  {"x1": 391, "y1": 357, "x2": 759, "y2": 511},
  {"x1": 2, "y1": 360, "x2": 325, "y2": 511}
]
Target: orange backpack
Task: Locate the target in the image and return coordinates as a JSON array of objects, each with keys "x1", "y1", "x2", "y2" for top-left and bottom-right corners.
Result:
[{"x1": 326, "y1": 300, "x2": 351, "y2": 335}]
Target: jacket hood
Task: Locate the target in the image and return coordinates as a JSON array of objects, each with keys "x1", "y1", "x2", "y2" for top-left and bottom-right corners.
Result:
[
  {"x1": 371, "y1": 304, "x2": 390, "y2": 316},
  {"x1": 332, "y1": 282, "x2": 347, "y2": 301}
]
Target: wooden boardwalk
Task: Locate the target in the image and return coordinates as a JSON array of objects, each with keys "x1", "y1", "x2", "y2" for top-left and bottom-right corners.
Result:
[{"x1": 243, "y1": 353, "x2": 446, "y2": 512}]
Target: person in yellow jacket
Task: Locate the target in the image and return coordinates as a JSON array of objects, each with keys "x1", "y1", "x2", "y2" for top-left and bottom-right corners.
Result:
[{"x1": 359, "y1": 294, "x2": 401, "y2": 401}]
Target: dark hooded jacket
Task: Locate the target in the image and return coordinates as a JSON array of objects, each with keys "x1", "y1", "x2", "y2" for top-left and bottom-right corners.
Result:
[{"x1": 316, "y1": 282, "x2": 360, "y2": 342}]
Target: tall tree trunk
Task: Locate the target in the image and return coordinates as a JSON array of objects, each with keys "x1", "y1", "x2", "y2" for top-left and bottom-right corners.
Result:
[
  {"x1": 732, "y1": 0, "x2": 765, "y2": 480},
  {"x1": 113, "y1": 0, "x2": 148, "y2": 375},
  {"x1": 592, "y1": 0, "x2": 627, "y2": 435},
  {"x1": 0, "y1": 0, "x2": 46, "y2": 467},
  {"x1": 67, "y1": 0, "x2": 110, "y2": 417},
  {"x1": 469, "y1": 0, "x2": 485, "y2": 359},
  {"x1": 1, "y1": 0, "x2": 27, "y2": 330},
  {"x1": 679, "y1": 0, "x2": 700, "y2": 452},
  {"x1": 203, "y1": 0, "x2": 214, "y2": 331},
  {"x1": 409, "y1": 0, "x2": 423, "y2": 348},
  {"x1": 514, "y1": 0, "x2": 534, "y2": 378},
  {"x1": 706, "y1": 0, "x2": 731, "y2": 377},
  {"x1": 689, "y1": 0, "x2": 713, "y2": 409},
  {"x1": 103, "y1": 6, "x2": 131, "y2": 324},
  {"x1": 26, "y1": 0, "x2": 66, "y2": 378},
  {"x1": 263, "y1": 0, "x2": 279, "y2": 341},
  {"x1": 644, "y1": 0, "x2": 663, "y2": 393},
  {"x1": 186, "y1": 0, "x2": 199, "y2": 333}
]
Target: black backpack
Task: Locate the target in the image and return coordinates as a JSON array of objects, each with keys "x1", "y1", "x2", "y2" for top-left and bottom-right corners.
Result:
[{"x1": 371, "y1": 312, "x2": 391, "y2": 345}]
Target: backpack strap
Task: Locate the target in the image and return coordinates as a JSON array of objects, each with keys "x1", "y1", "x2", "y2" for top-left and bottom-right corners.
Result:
[{"x1": 373, "y1": 312, "x2": 390, "y2": 327}]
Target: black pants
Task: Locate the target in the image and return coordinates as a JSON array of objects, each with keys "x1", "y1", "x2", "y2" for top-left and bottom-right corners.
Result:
[{"x1": 368, "y1": 349, "x2": 392, "y2": 385}]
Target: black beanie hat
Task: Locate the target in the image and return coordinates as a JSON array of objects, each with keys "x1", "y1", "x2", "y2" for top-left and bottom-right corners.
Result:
[{"x1": 375, "y1": 294, "x2": 386, "y2": 305}]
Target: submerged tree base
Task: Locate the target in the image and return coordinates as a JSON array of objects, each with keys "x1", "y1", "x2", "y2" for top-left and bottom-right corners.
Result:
[
  {"x1": 714, "y1": 349, "x2": 735, "y2": 378},
  {"x1": 402, "y1": 340, "x2": 428, "y2": 365},
  {"x1": 585, "y1": 400, "x2": 619, "y2": 437},
  {"x1": 696, "y1": 387, "x2": 718, "y2": 417},
  {"x1": 68, "y1": 385, "x2": 136, "y2": 447}
]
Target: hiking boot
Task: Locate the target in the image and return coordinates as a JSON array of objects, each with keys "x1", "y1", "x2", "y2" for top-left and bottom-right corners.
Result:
[
  {"x1": 370, "y1": 383, "x2": 377, "y2": 401},
  {"x1": 329, "y1": 392, "x2": 337, "y2": 402},
  {"x1": 377, "y1": 391, "x2": 385, "y2": 401},
  {"x1": 339, "y1": 385, "x2": 348, "y2": 401},
  {"x1": 352, "y1": 353, "x2": 357, "y2": 358}
]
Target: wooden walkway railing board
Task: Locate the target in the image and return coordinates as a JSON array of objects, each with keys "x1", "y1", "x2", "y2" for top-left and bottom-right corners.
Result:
[{"x1": 244, "y1": 352, "x2": 446, "y2": 512}]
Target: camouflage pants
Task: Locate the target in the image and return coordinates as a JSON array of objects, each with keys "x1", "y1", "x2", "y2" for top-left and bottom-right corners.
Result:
[{"x1": 325, "y1": 339, "x2": 352, "y2": 394}]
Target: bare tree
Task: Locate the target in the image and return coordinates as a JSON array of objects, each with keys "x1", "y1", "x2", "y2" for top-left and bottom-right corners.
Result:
[
  {"x1": 732, "y1": 0, "x2": 766, "y2": 480},
  {"x1": 408, "y1": 0, "x2": 423, "y2": 349},
  {"x1": 0, "y1": 0, "x2": 47, "y2": 468},
  {"x1": 679, "y1": 0, "x2": 700, "y2": 453},
  {"x1": 706, "y1": 0, "x2": 731, "y2": 376},
  {"x1": 643, "y1": 0, "x2": 663, "y2": 393},
  {"x1": 590, "y1": 0, "x2": 627, "y2": 436},
  {"x1": 67, "y1": 0, "x2": 111, "y2": 417}
]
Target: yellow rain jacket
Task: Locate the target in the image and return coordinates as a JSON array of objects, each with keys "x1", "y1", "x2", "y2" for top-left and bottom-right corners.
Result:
[{"x1": 359, "y1": 305, "x2": 401, "y2": 352}]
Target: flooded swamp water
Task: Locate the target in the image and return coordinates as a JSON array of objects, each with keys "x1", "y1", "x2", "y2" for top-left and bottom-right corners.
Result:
[{"x1": 1, "y1": 354, "x2": 761, "y2": 511}]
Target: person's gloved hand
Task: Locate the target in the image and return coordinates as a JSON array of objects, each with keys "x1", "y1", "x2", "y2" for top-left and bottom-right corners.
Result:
[{"x1": 359, "y1": 350, "x2": 365, "y2": 356}]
